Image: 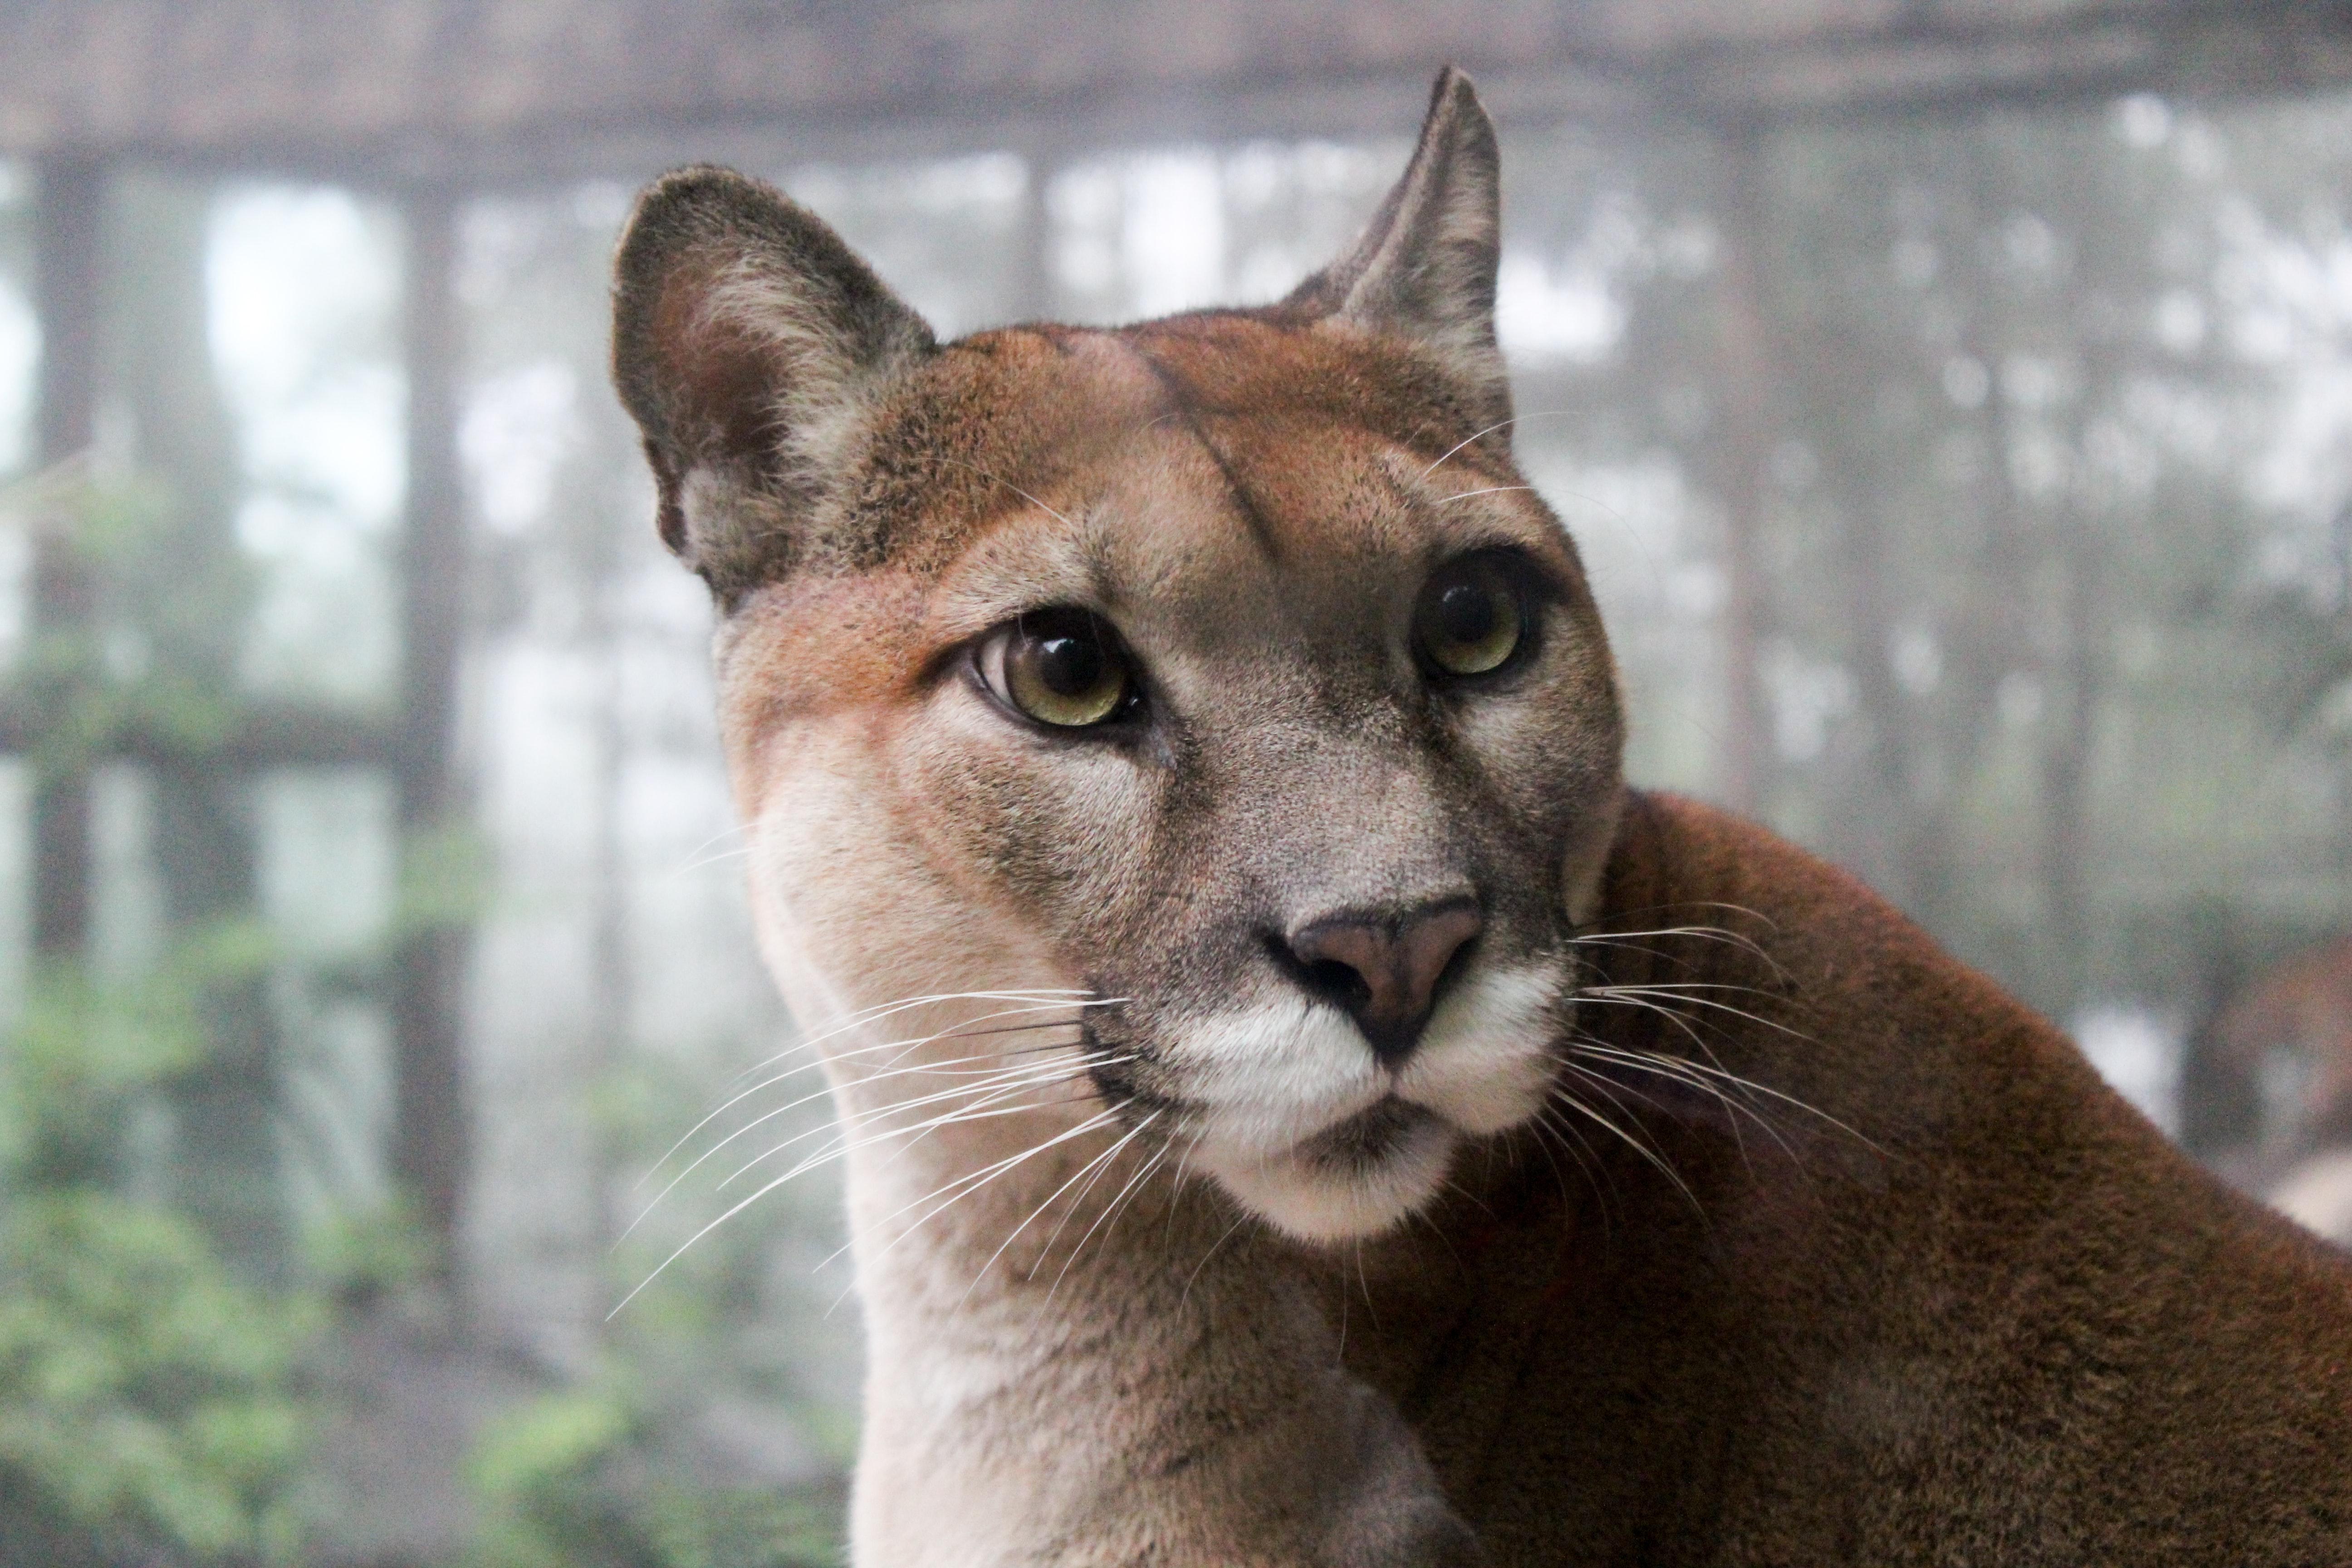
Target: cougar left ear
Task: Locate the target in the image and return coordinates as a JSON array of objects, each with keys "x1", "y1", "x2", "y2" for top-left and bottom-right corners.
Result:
[
  {"x1": 1286, "y1": 66, "x2": 1508, "y2": 422},
  {"x1": 612, "y1": 165, "x2": 935, "y2": 602}
]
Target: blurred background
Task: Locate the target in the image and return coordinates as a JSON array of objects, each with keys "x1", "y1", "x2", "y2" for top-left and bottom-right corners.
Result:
[{"x1": 5, "y1": 2, "x2": 2352, "y2": 1563}]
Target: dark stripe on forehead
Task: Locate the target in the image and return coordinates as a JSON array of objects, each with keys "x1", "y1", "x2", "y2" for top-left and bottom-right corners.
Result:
[
  {"x1": 1122, "y1": 328, "x2": 1286, "y2": 565},
  {"x1": 1126, "y1": 309, "x2": 1514, "y2": 485}
]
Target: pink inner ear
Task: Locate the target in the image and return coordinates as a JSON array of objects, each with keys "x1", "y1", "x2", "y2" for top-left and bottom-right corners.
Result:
[{"x1": 652, "y1": 258, "x2": 784, "y2": 472}]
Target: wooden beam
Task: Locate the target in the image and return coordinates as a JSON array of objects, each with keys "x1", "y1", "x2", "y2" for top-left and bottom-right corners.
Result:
[
  {"x1": 2, "y1": 3, "x2": 2350, "y2": 185},
  {"x1": 0, "y1": 697, "x2": 396, "y2": 768}
]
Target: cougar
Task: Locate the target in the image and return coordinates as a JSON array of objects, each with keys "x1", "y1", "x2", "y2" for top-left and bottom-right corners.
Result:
[{"x1": 610, "y1": 68, "x2": 2352, "y2": 1566}]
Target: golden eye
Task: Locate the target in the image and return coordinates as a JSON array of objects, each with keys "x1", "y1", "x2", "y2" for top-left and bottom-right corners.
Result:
[
  {"x1": 981, "y1": 609, "x2": 1134, "y2": 729},
  {"x1": 1413, "y1": 555, "x2": 1527, "y2": 677}
]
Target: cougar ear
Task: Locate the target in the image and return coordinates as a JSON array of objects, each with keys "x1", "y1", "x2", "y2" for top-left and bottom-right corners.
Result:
[
  {"x1": 1285, "y1": 67, "x2": 1507, "y2": 419},
  {"x1": 612, "y1": 166, "x2": 935, "y2": 598}
]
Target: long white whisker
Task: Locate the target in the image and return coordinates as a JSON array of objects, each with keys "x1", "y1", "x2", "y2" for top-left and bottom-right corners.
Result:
[
  {"x1": 1161, "y1": 1125, "x2": 1211, "y2": 1254},
  {"x1": 1580, "y1": 900, "x2": 1780, "y2": 933},
  {"x1": 1547, "y1": 1078, "x2": 1706, "y2": 1220},
  {"x1": 1572, "y1": 990, "x2": 1724, "y2": 1059},
  {"x1": 962, "y1": 1110, "x2": 1159, "y2": 1306},
  {"x1": 1587, "y1": 979, "x2": 1787, "y2": 1002},
  {"x1": 669, "y1": 844, "x2": 758, "y2": 877},
  {"x1": 706, "y1": 1026, "x2": 1094, "y2": 1172},
  {"x1": 736, "y1": 1055, "x2": 1132, "y2": 1198},
  {"x1": 765, "y1": 1091, "x2": 1112, "y2": 1206},
  {"x1": 728, "y1": 989, "x2": 1104, "y2": 1087},
  {"x1": 1519, "y1": 1111, "x2": 1602, "y2": 1216},
  {"x1": 1530, "y1": 1097, "x2": 1625, "y2": 1222},
  {"x1": 1566, "y1": 1038, "x2": 1874, "y2": 1153},
  {"x1": 1416, "y1": 409, "x2": 1579, "y2": 477},
  {"x1": 1051, "y1": 1133, "x2": 1171, "y2": 1300},
  {"x1": 617, "y1": 1033, "x2": 1094, "y2": 1243},
  {"x1": 733, "y1": 990, "x2": 1107, "y2": 1085},
  {"x1": 1437, "y1": 485, "x2": 1537, "y2": 504},
  {"x1": 1569, "y1": 921, "x2": 1772, "y2": 950},
  {"x1": 613, "y1": 1094, "x2": 1128, "y2": 1323},
  {"x1": 1572, "y1": 1040, "x2": 1764, "y2": 1171},
  {"x1": 1034, "y1": 1110, "x2": 1161, "y2": 1271},
  {"x1": 1567, "y1": 926, "x2": 1779, "y2": 974},
  {"x1": 1579, "y1": 985, "x2": 1806, "y2": 1040},
  {"x1": 684, "y1": 995, "x2": 1055, "y2": 1146},
  {"x1": 722, "y1": 1054, "x2": 1130, "y2": 1192},
  {"x1": 828, "y1": 1105, "x2": 1131, "y2": 1285},
  {"x1": 940, "y1": 457, "x2": 1081, "y2": 529},
  {"x1": 639, "y1": 995, "x2": 1110, "y2": 1189},
  {"x1": 664, "y1": 819, "x2": 756, "y2": 878},
  {"x1": 1180, "y1": 1207, "x2": 1254, "y2": 1308}
]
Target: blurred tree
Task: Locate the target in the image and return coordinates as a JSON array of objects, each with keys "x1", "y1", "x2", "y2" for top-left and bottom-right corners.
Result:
[
  {"x1": 1492, "y1": 99, "x2": 2352, "y2": 1031},
  {"x1": 392, "y1": 187, "x2": 475, "y2": 1291},
  {"x1": 27, "y1": 157, "x2": 102, "y2": 963},
  {"x1": 103, "y1": 171, "x2": 287, "y2": 1284}
]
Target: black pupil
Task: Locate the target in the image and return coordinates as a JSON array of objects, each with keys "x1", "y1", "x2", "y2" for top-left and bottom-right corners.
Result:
[
  {"x1": 1435, "y1": 580, "x2": 1499, "y2": 646},
  {"x1": 1036, "y1": 630, "x2": 1106, "y2": 696}
]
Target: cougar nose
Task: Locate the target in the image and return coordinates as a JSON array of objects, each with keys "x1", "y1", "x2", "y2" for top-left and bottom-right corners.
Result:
[{"x1": 1280, "y1": 898, "x2": 1484, "y2": 1065}]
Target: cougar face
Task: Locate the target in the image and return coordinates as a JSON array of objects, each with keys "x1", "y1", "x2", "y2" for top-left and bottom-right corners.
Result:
[{"x1": 616, "y1": 74, "x2": 1625, "y2": 1241}]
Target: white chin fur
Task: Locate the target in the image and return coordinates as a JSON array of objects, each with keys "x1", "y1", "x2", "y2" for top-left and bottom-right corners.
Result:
[
  {"x1": 1202, "y1": 1114, "x2": 1460, "y2": 1242},
  {"x1": 1177, "y1": 995, "x2": 1387, "y2": 1155},
  {"x1": 1396, "y1": 965, "x2": 1561, "y2": 1134},
  {"x1": 1178, "y1": 966, "x2": 1562, "y2": 1241}
]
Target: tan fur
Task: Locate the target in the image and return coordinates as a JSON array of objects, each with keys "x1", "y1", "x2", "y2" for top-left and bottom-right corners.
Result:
[{"x1": 613, "y1": 69, "x2": 2352, "y2": 1566}]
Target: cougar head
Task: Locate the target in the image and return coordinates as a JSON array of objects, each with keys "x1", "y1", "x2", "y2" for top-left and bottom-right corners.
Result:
[{"x1": 611, "y1": 69, "x2": 1626, "y2": 1243}]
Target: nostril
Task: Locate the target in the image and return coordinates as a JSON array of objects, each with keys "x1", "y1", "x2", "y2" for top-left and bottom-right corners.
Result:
[
  {"x1": 1300, "y1": 956, "x2": 1371, "y2": 1012},
  {"x1": 1265, "y1": 933, "x2": 1366, "y2": 1009}
]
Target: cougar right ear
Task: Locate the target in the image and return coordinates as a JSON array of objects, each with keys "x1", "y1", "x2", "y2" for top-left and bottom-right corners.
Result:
[
  {"x1": 611, "y1": 166, "x2": 935, "y2": 599},
  {"x1": 1284, "y1": 67, "x2": 1509, "y2": 429}
]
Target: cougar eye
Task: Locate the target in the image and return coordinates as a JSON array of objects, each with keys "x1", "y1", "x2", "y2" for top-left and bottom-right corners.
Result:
[
  {"x1": 977, "y1": 608, "x2": 1137, "y2": 730},
  {"x1": 1412, "y1": 554, "x2": 1529, "y2": 678}
]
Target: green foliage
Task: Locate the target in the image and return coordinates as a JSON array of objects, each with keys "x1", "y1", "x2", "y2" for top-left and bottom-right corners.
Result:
[
  {"x1": 299, "y1": 1196, "x2": 437, "y2": 1312},
  {"x1": 393, "y1": 821, "x2": 495, "y2": 936},
  {"x1": 0, "y1": 949, "x2": 322, "y2": 1567},
  {"x1": 593, "y1": 1049, "x2": 858, "y2": 1419},
  {"x1": 632, "y1": 1485, "x2": 845, "y2": 1568},
  {"x1": 0, "y1": 1193, "x2": 312, "y2": 1564},
  {"x1": 467, "y1": 1385, "x2": 843, "y2": 1568},
  {"x1": 448, "y1": 1038, "x2": 858, "y2": 1568},
  {"x1": 0, "y1": 467, "x2": 260, "y2": 787}
]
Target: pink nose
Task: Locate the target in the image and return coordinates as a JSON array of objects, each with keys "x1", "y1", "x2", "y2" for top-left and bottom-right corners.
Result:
[{"x1": 1282, "y1": 898, "x2": 1484, "y2": 1064}]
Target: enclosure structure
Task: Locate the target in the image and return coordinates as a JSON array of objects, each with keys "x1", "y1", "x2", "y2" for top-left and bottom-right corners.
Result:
[{"x1": 5, "y1": 0, "x2": 2347, "y2": 1285}]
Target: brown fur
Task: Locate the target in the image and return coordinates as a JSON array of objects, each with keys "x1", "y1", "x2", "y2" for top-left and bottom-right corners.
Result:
[
  {"x1": 612, "y1": 68, "x2": 2352, "y2": 1566},
  {"x1": 1343, "y1": 790, "x2": 2352, "y2": 1561}
]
